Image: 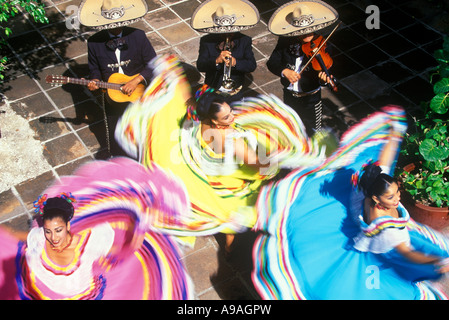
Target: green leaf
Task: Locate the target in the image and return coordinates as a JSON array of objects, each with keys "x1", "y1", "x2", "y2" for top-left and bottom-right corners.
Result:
[
  {"x1": 435, "y1": 49, "x2": 449, "y2": 63},
  {"x1": 440, "y1": 65, "x2": 449, "y2": 78},
  {"x1": 430, "y1": 93, "x2": 449, "y2": 114},
  {"x1": 419, "y1": 139, "x2": 449, "y2": 161},
  {"x1": 416, "y1": 179, "x2": 425, "y2": 189},
  {"x1": 433, "y1": 179, "x2": 444, "y2": 188},
  {"x1": 425, "y1": 127, "x2": 440, "y2": 139},
  {"x1": 434, "y1": 78, "x2": 449, "y2": 94},
  {"x1": 434, "y1": 160, "x2": 446, "y2": 171},
  {"x1": 4, "y1": 26, "x2": 11, "y2": 37}
]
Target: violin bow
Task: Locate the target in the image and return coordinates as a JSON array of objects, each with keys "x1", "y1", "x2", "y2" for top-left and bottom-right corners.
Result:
[{"x1": 298, "y1": 21, "x2": 342, "y2": 76}]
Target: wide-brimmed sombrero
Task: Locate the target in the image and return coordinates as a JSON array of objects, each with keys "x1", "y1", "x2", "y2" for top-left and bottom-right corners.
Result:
[
  {"x1": 268, "y1": 0, "x2": 338, "y2": 36},
  {"x1": 191, "y1": 0, "x2": 260, "y2": 33},
  {"x1": 78, "y1": 0, "x2": 148, "y2": 30}
]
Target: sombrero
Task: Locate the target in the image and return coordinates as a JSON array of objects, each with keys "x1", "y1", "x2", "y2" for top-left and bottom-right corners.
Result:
[
  {"x1": 268, "y1": 0, "x2": 338, "y2": 36},
  {"x1": 78, "y1": 0, "x2": 148, "y2": 30},
  {"x1": 191, "y1": 0, "x2": 260, "y2": 33}
]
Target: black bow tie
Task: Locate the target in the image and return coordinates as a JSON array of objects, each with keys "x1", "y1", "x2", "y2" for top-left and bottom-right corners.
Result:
[
  {"x1": 216, "y1": 40, "x2": 235, "y2": 51},
  {"x1": 106, "y1": 37, "x2": 127, "y2": 51}
]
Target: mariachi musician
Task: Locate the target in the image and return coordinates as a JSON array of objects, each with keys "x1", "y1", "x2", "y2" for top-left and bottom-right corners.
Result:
[
  {"x1": 192, "y1": 0, "x2": 259, "y2": 102},
  {"x1": 78, "y1": 0, "x2": 156, "y2": 157},
  {"x1": 267, "y1": 0, "x2": 339, "y2": 136}
]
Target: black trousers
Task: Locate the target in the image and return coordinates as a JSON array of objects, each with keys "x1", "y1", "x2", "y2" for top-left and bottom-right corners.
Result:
[
  {"x1": 103, "y1": 95, "x2": 131, "y2": 158},
  {"x1": 283, "y1": 88, "x2": 323, "y2": 137}
]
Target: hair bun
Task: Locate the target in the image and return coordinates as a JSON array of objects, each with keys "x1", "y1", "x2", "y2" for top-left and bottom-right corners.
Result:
[
  {"x1": 355, "y1": 161, "x2": 382, "y2": 196},
  {"x1": 43, "y1": 197, "x2": 75, "y2": 221},
  {"x1": 33, "y1": 192, "x2": 76, "y2": 222},
  {"x1": 195, "y1": 89, "x2": 227, "y2": 121}
]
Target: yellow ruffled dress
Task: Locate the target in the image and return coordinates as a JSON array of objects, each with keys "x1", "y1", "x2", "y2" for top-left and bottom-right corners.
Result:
[{"x1": 116, "y1": 55, "x2": 327, "y2": 240}]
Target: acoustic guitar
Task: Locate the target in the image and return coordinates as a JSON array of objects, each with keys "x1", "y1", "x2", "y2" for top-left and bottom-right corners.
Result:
[{"x1": 46, "y1": 73, "x2": 145, "y2": 103}]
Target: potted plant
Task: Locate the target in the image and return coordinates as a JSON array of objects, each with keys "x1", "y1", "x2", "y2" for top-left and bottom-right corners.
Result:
[{"x1": 395, "y1": 36, "x2": 449, "y2": 230}]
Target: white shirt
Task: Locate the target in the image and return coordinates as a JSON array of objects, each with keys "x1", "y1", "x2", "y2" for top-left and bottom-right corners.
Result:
[
  {"x1": 286, "y1": 56, "x2": 304, "y2": 93},
  {"x1": 108, "y1": 31, "x2": 124, "y2": 74}
]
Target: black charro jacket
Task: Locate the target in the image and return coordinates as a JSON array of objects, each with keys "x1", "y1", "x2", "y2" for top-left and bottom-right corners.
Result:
[
  {"x1": 196, "y1": 32, "x2": 257, "y2": 89},
  {"x1": 267, "y1": 35, "x2": 332, "y2": 93}
]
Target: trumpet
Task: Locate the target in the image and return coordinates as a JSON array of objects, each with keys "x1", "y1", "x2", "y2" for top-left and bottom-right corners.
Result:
[{"x1": 221, "y1": 35, "x2": 235, "y2": 91}]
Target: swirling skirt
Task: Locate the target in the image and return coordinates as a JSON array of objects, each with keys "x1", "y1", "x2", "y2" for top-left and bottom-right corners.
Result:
[
  {"x1": 0, "y1": 158, "x2": 193, "y2": 300},
  {"x1": 252, "y1": 106, "x2": 449, "y2": 300}
]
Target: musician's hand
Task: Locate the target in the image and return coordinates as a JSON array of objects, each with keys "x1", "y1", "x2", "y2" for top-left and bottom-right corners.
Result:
[
  {"x1": 87, "y1": 79, "x2": 100, "y2": 91},
  {"x1": 282, "y1": 68, "x2": 301, "y2": 84},
  {"x1": 121, "y1": 75, "x2": 144, "y2": 96},
  {"x1": 318, "y1": 71, "x2": 331, "y2": 85},
  {"x1": 230, "y1": 57, "x2": 236, "y2": 67},
  {"x1": 216, "y1": 50, "x2": 232, "y2": 65}
]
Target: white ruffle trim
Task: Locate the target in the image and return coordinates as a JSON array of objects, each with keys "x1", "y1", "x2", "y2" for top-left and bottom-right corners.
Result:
[
  {"x1": 353, "y1": 227, "x2": 411, "y2": 254},
  {"x1": 26, "y1": 224, "x2": 114, "y2": 296}
]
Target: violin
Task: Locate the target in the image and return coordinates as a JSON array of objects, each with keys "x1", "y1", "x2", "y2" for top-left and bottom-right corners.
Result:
[{"x1": 301, "y1": 35, "x2": 338, "y2": 92}]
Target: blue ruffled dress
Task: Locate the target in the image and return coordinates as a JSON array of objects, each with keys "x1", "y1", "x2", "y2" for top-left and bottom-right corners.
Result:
[{"x1": 252, "y1": 106, "x2": 449, "y2": 300}]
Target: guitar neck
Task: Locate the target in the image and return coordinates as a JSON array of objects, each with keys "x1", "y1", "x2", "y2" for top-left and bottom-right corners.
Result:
[{"x1": 67, "y1": 77, "x2": 122, "y2": 90}]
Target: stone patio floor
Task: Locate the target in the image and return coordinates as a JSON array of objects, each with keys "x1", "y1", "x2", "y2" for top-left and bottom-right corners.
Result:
[{"x1": 0, "y1": 0, "x2": 448, "y2": 300}]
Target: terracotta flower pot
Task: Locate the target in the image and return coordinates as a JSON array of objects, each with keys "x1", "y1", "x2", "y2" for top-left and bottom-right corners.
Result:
[{"x1": 399, "y1": 163, "x2": 449, "y2": 231}]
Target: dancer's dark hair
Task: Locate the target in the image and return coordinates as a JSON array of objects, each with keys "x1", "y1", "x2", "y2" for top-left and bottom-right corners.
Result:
[
  {"x1": 358, "y1": 163, "x2": 396, "y2": 198},
  {"x1": 42, "y1": 197, "x2": 74, "y2": 223},
  {"x1": 195, "y1": 90, "x2": 227, "y2": 121},
  {"x1": 33, "y1": 193, "x2": 75, "y2": 226}
]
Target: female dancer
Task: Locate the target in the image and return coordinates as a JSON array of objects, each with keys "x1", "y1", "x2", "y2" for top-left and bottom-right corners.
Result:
[
  {"x1": 195, "y1": 89, "x2": 270, "y2": 172},
  {"x1": 355, "y1": 163, "x2": 449, "y2": 270},
  {"x1": 0, "y1": 157, "x2": 193, "y2": 300},
  {"x1": 193, "y1": 88, "x2": 274, "y2": 251},
  {"x1": 115, "y1": 55, "x2": 329, "y2": 250},
  {"x1": 252, "y1": 106, "x2": 449, "y2": 299}
]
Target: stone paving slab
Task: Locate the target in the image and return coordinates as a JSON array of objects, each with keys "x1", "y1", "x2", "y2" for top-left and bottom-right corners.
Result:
[{"x1": 0, "y1": 0, "x2": 448, "y2": 300}]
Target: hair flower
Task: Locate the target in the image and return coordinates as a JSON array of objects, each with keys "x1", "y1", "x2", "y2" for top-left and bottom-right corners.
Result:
[
  {"x1": 194, "y1": 84, "x2": 214, "y2": 102},
  {"x1": 351, "y1": 169, "x2": 366, "y2": 192},
  {"x1": 186, "y1": 105, "x2": 199, "y2": 122},
  {"x1": 351, "y1": 171, "x2": 360, "y2": 189},
  {"x1": 186, "y1": 84, "x2": 216, "y2": 122},
  {"x1": 361, "y1": 159, "x2": 380, "y2": 170},
  {"x1": 33, "y1": 194, "x2": 48, "y2": 215},
  {"x1": 351, "y1": 160, "x2": 381, "y2": 191},
  {"x1": 59, "y1": 192, "x2": 76, "y2": 203}
]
